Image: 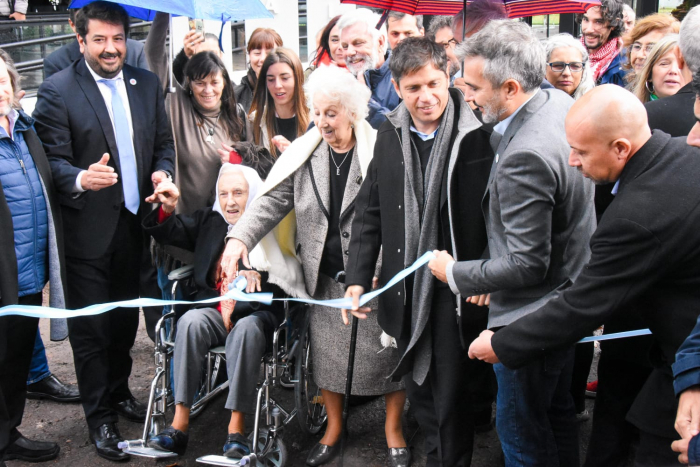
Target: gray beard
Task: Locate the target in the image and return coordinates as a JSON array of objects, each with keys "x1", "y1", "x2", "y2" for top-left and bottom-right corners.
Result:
[{"x1": 347, "y1": 52, "x2": 377, "y2": 78}]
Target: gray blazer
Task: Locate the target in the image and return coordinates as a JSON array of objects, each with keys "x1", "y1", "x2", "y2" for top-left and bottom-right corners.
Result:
[
  {"x1": 452, "y1": 89, "x2": 596, "y2": 328},
  {"x1": 230, "y1": 141, "x2": 364, "y2": 297}
]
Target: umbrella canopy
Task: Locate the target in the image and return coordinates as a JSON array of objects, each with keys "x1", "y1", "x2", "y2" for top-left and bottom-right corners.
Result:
[
  {"x1": 70, "y1": 0, "x2": 272, "y2": 22},
  {"x1": 340, "y1": 0, "x2": 600, "y2": 18}
]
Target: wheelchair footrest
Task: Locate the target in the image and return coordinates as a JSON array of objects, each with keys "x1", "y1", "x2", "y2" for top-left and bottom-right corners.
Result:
[
  {"x1": 118, "y1": 439, "x2": 179, "y2": 459},
  {"x1": 197, "y1": 454, "x2": 243, "y2": 466}
]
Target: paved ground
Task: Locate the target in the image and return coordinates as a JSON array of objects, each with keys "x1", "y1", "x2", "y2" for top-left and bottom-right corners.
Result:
[{"x1": 10, "y1": 316, "x2": 598, "y2": 467}]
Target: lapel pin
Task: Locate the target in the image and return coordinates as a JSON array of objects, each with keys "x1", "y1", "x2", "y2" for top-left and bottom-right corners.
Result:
[
  {"x1": 129, "y1": 78, "x2": 137, "y2": 85},
  {"x1": 356, "y1": 176, "x2": 362, "y2": 185}
]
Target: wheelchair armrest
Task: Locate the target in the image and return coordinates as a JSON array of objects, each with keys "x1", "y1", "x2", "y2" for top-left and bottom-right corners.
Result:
[{"x1": 168, "y1": 264, "x2": 195, "y2": 281}]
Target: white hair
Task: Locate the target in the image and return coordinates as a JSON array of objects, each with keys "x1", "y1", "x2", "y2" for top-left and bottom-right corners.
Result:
[
  {"x1": 544, "y1": 33, "x2": 595, "y2": 100},
  {"x1": 680, "y1": 6, "x2": 700, "y2": 73},
  {"x1": 623, "y1": 4, "x2": 635, "y2": 18},
  {"x1": 337, "y1": 8, "x2": 387, "y2": 56},
  {"x1": 304, "y1": 65, "x2": 371, "y2": 123}
]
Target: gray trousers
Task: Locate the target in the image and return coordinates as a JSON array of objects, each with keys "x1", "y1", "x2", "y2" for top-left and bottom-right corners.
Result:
[{"x1": 173, "y1": 307, "x2": 267, "y2": 413}]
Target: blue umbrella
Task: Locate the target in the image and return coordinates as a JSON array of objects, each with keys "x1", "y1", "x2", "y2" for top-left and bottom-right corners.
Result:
[{"x1": 69, "y1": 0, "x2": 272, "y2": 22}]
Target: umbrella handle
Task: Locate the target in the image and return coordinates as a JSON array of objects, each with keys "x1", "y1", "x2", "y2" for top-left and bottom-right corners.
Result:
[
  {"x1": 339, "y1": 315, "x2": 359, "y2": 466},
  {"x1": 376, "y1": 9, "x2": 389, "y2": 29},
  {"x1": 167, "y1": 14, "x2": 176, "y2": 93}
]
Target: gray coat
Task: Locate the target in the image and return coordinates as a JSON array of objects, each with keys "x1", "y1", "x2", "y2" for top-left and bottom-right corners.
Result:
[
  {"x1": 451, "y1": 89, "x2": 596, "y2": 328},
  {"x1": 231, "y1": 141, "x2": 363, "y2": 297}
]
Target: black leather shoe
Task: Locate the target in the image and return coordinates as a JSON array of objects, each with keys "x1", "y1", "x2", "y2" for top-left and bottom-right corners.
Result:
[
  {"x1": 89, "y1": 423, "x2": 130, "y2": 462},
  {"x1": 147, "y1": 426, "x2": 189, "y2": 455},
  {"x1": 111, "y1": 397, "x2": 147, "y2": 422},
  {"x1": 3, "y1": 433, "x2": 59, "y2": 462},
  {"x1": 387, "y1": 447, "x2": 412, "y2": 467},
  {"x1": 27, "y1": 374, "x2": 81, "y2": 403},
  {"x1": 306, "y1": 442, "x2": 340, "y2": 466}
]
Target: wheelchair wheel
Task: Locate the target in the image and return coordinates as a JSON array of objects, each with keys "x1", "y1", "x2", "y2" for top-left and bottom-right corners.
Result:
[
  {"x1": 248, "y1": 428, "x2": 287, "y2": 467},
  {"x1": 190, "y1": 353, "x2": 224, "y2": 419},
  {"x1": 294, "y1": 314, "x2": 327, "y2": 435}
]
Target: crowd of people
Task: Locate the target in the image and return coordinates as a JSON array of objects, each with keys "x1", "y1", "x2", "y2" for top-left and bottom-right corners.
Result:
[{"x1": 2, "y1": 0, "x2": 700, "y2": 466}]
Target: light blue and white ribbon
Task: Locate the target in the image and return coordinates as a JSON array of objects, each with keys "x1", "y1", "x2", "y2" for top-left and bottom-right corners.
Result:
[{"x1": 0, "y1": 252, "x2": 436, "y2": 318}]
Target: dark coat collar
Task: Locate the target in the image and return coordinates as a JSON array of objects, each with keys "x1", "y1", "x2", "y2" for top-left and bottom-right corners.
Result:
[{"x1": 617, "y1": 130, "x2": 672, "y2": 191}]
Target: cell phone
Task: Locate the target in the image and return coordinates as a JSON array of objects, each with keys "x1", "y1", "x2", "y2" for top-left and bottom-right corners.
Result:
[{"x1": 188, "y1": 17, "x2": 204, "y2": 34}]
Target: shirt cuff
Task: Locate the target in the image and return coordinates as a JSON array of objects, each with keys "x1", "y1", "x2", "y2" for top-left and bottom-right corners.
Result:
[
  {"x1": 157, "y1": 206, "x2": 173, "y2": 224},
  {"x1": 73, "y1": 170, "x2": 87, "y2": 193},
  {"x1": 446, "y1": 260, "x2": 460, "y2": 295}
]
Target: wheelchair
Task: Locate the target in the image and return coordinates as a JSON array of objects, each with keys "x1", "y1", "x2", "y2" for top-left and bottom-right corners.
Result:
[{"x1": 119, "y1": 265, "x2": 328, "y2": 466}]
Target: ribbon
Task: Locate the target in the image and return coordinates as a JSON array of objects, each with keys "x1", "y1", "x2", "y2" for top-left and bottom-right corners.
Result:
[
  {"x1": 578, "y1": 328, "x2": 652, "y2": 343},
  {"x1": 0, "y1": 249, "x2": 655, "y2": 345},
  {"x1": 0, "y1": 252, "x2": 436, "y2": 319}
]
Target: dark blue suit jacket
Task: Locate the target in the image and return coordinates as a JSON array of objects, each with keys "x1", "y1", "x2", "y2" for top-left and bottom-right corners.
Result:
[{"x1": 32, "y1": 58, "x2": 174, "y2": 259}]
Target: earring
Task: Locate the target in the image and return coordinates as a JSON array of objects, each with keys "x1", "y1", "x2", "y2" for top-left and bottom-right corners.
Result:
[
  {"x1": 351, "y1": 124, "x2": 354, "y2": 129},
  {"x1": 645, "y1": 80, "x2": 654, "y2": 95}
]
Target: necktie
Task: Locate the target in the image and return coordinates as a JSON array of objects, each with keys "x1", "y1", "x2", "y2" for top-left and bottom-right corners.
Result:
[{"x1": 101, "y1": 79, "x2": 139, "y2": 215}]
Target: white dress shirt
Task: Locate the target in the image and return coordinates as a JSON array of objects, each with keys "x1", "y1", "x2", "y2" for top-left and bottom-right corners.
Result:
[{"x1": 74, "y1": 66, "x2": 136, "y2": 192}]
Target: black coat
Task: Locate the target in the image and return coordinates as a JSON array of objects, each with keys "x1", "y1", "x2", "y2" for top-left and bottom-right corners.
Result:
[
  {"x1": 143, "y1": 208, "x2": 284, "y2": 325},
  {"x1": 645, "y1": 83, "x2": 696, "y2": 138},
  {"x1": 345, "y1": 88, "x2": 494, "y2": 340},
  {"x1": 0, "y1": 127, "x2": 67, "y2": 306},
  {"x1": 492, "y1": 131, "x2": 700, "y2": 438},
  {"x1": 32, "y1": 59, "x2": 175, "y2": 260}
]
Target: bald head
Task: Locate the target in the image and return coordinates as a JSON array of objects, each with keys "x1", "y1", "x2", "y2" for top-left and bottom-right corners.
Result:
[
  {"x1": 569, "y1": 85, "x2": 649, "y2": 143},
  {"x1": 566, "y1": 85, "x2": 652, "y2": 185}
]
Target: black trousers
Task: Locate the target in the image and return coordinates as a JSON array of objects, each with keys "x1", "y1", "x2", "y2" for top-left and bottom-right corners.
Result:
[
  {"x1": 584, "y1": 352, "x2": 652, "y2": 467},
  {"x1": 0, "y1": 293, "x2": 42, "y2": 457},
  {"x1": 66, "y1": 209, "x2": 141, "y2": 430},
  {"x1": 401, "y1": 286, "x2": 494, "y2": 467}
]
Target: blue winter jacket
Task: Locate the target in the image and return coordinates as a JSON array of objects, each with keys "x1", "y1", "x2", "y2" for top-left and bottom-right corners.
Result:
[
  {"x1": 0, "y1": 110, "x2": 48, "y2": 297},
  {"x1": 364, "y1": 53, "x2": 401, "y2": 129},
  {"x1": 597, "y1": 51, "x2": 629, "y2": 86}
]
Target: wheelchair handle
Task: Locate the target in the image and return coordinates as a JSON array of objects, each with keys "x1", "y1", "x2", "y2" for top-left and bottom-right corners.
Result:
[{"x1": 167, "y1": 264, "x2": 195, "y2": 281}]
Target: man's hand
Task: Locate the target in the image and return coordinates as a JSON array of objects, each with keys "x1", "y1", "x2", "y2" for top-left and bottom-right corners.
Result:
[
  {"x1": 145, "y1": 180, "x2": 179, "y2": 213},
  {"x1": 221, "y1": 238, "x2": 250, "y2": 279},
  {"x1": 672, "y1": 436, "x2": 694, "y2": 465},
  {"x1": 151, "y1": 170, "x2": 170, "y2": 190},
  {"x1": 183, "y1": 30, "x2": 205, "y2": 58},
  {"x1": 341, "y1": 285, "x2": 371, "y2": 325},
  {"x1": 238, "y1": 270, "x2": 262, "y2": 293},
  {"x1": 676, "y1": 387, "x2": 700, "y2": 440},
  {"x1": 271, "y1": 135, "x2": 292, "y2": 154},
  {"x1": 81, "y1": 153, "x2": 118, "y2": 191},
  {"x1": 428, "y1": 250, "x2": 454, "y2": 283},
  {"x1": 466, "y1": 294, "x2": 490, "y2": 306},
  {"x1": 9, "y1": 12, "x2": 26, "y2": 20},
  {"x1": 468, "y1": 330, "x2": 499, "y2": 363}
]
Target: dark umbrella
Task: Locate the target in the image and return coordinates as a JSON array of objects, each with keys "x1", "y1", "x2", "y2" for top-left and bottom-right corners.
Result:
[{"x1": 340, "y1": 0, "x2": 600, "y2": 19}]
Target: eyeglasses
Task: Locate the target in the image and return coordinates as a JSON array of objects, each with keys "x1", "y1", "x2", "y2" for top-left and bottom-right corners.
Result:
[
  {"x1": 631, "y1": 42, "x2": 655, "y2": 53},
  {"x1": 547, "y1": 61, "x2": 584, "y2": 73},
  {"x1": 438, "y1": 38, "x2": 457, "y2": 49}
]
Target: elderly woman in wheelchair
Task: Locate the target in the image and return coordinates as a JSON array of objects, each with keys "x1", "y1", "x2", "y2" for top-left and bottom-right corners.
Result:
[{"x1": 142, "y1": 163, "x2": 301, "y2": 458}]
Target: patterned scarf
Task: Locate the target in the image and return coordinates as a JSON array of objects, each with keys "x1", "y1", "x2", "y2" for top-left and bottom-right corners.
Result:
[{"x1": 583, "y1": 36, "x2": 622, "y2": 82}]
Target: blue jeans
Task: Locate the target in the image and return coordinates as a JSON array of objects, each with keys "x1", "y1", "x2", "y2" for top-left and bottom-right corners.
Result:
[
  {"x1": 27, "y1": 329, "x2": 51, "y2": 385},
  {"x1": 493, "y1": 346, "x2": 578, "y2": 467}
]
